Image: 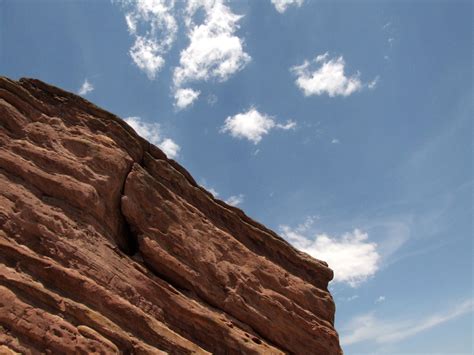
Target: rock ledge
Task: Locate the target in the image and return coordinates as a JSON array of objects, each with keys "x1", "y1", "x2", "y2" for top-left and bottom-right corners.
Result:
[{"x1": 0, "y1": 77, "x2": 342, "y2": 354}]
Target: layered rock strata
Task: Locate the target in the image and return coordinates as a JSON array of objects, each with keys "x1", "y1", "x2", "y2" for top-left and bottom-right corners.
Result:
[{"x1": 0, "y1": 77, "x2": 342, "y2": 354}]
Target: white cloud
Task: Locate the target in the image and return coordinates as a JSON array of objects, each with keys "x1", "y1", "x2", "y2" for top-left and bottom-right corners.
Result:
[
  {"x1": 341, "y1": 299, "x2": 474, "y2": 346},
  {"x1": 78, "y1": 79, "x2": 94, "y2": 95},
  {"x1": 368, "y1": 75, "x2": 380, "y2": 90},
  {"x1": 375, "y1": 295, "x2": 386, "y2": 304},
  {"x1": 117, "y1": 0, "x2": 250, "y2": 107},
  {"x1": 124, "y1": 116, "x2": 162, "y2": 145},
  {"x1": 158, "y1": 138, "x2": 180, "y2": 159},
  {"x1": 200, "y1": 181, "x2": 220, "y2": 197},
  {"x1": 271, "y1": 0, "x2": 304, "y2": 13},
  {"x1": 207, "y1": 187, "x2": 219, "y2": 197},
  {"x1": 225, "y1": 194, "x2": 244, "y2": 206},
  {"x1": 199, "y1": 182, "x2": 244, "y2": 206},
  {"x1": 129, "y1": 37, "x2": 166, "y2": 79},
  {"x1": 291, "y1": 52, "x2": 365, "y2": 97},
  {"x1": 221, "y1": 108, "x2": 295, "y2": 144},
  {"x1": 276, "y1": 120, "x2": 297, "y2": 130},
  {"x1": 124, "y1": 116, "x2": 180, "y2": 158},
  {"x1": 331, "y1": 138, "x2": 340, "y2": 144},
  {"x1": 174, "y1": 88, "x2": 200, "y2": 110},
  {"x1": 280, "y1": 219, "x2": 380, "y2": 287},
  {"x1": 119, "y1": 0, "x2": 177, "y2": 79},
  {"x1": 172, "y1": 0, "x2": 251, "y2": 105}
]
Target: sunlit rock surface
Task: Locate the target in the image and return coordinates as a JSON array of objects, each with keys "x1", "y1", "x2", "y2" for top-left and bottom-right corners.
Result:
[{"x1": 0, "y1": 77, "x2": 342, "y2": 354}]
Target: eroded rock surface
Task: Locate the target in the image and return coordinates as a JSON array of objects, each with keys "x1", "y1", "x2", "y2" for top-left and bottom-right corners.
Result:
[{"x1": 0, "y1": 77, "x2": 342, "y2": 354}]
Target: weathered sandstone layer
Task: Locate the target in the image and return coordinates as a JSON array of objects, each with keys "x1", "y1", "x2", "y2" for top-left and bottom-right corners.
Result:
[{"x1": 0, "y1": 77, "x2": 342, "y2": 354}]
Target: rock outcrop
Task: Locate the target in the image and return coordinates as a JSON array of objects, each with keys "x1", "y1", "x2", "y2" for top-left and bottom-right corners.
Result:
[{"x1": 0, "y1": 77, "x2": 342, "y2": 354}]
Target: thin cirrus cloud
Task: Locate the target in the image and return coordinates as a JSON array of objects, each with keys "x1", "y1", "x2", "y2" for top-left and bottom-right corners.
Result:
[
  {"x1": 124, "y1": 116, "x2": 181, "y2": 159},
  {"x1": 172, "y1": 0, "x2": 251, "y2": 109},
  {"x1": 118, "y1": 0, "x2": 177, "y2": 80},
  {"x1": 78, "y1": 79, "x2": 94, "y2": 95},
  {"x1": 341, "y1": 299, "x2": 474, "y2": 346},
  {"x1": 279, "y1": 217, "x2": 380, "y2": 287},
  {"x1": 221, "y1": 108, "x2": 296, "y2": 144},
  {"x1": 271, "y1": 0, "x2": 304, "y2": 14},
  {"x1": 291, "y1": 52, "x2": 378, "y2": 97}
]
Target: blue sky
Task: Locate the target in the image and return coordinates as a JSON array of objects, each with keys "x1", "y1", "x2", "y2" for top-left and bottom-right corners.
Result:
[{"x1": 2, "y1": 0, "x2": 472, "y2": 353}]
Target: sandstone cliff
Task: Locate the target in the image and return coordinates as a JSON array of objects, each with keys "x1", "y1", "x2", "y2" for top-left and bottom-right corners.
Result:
[{"x1": 0, "y1": 77, "x2": 342, "y2": 354}]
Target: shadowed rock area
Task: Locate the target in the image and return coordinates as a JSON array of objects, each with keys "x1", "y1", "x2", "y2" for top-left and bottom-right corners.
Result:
[{"x1": 0, "y1": 77, "x2": 342, "y2": 354}]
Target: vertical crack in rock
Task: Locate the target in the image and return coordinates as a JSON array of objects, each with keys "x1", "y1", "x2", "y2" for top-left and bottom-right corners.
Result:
[{"x1": 116, "y1": 162, "x2": 140, "y2": 256}]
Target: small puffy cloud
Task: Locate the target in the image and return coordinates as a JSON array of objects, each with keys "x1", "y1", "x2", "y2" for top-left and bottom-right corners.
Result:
[
  {"x1": 331, "y1": 138, "x2": 340, "y2": 144},
  {"x1": 78, "y1": 79, "x2": 94, "y2": 95},
  {"x1": 172, "y1": 0, "x2": 251, "y2": 105},
  {"x1": 341, "y1": 299, "x2": 474, "y2": 346},
  {"x1": 174, "y1": 88, "x2": 200, "y2": 110},
  {"x1": 291, "y1": 52, "x2": 365, "y2": 97},
  {"x1": 225, "y1": 194, "x2": 244, "y2": 206},
  {"x1": 375, "y1": 296, "x2": 386, "y2": 304},
  {"x1": 119, "y1": 0, "x2": 177, "y2": 79},
  {"x1": 124, "y1": 116, "x2": 180, "y2": 158},
  {"x1": 271, "y1": 0, "x2": 304, "y2": 13},
  {"x1": 158, "y1": 138, "x2": 181, "y2": 159},
  {"x1": 221, "y1": 108, "x2": 296, "y2": 144},
  {"x1": 280, "y1": 218, "x2": 380, "y2": 287}
]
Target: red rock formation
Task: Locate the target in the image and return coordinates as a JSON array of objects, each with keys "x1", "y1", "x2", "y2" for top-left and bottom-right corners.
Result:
[{"x1": 0, "y1": 77, "x2": 342, "y2": 354}]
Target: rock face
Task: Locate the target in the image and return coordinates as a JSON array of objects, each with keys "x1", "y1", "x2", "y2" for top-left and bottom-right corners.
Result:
[{"x1": 0, "y1": 77, "x2": 342, "y2": 354}]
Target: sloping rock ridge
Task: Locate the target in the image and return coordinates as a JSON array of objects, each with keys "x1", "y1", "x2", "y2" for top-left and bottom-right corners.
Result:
[{"x1": 0, "y1": 77, "x2": 342, "y2": 354}]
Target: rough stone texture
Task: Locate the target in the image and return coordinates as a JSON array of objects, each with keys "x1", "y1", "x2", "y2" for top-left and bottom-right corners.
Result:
[{"x1": 0, "y1": 77, "x2": 342, "y2": 354}]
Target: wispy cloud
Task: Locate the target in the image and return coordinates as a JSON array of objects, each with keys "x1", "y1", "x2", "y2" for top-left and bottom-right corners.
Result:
[
  {"x1": 271, "y1": 0, "x2": 304, "y2": 13},
  {"x1": 78, "y1": 79, "x2": 94, "y2": 95},
  {"x1": 341, "y1": 299, "x2": 474, "y2": 345},
  {"x1": 207, "y1": 94, "x2": 218, "y2": 106},
  {"x1": 124, "y1": 116, "x2": 180, "y2": 159},
  {"x1": 199, "y1": 183, "x2": 244, "y2": 206},
  {"x1": 375, "y1": 295, "x2": 386, "y2": 304},
  {"x1": 200, "y1": 182, "x2": 220, "y2": 197},
  {"x1": 368, "y1": 75, "x2": 380, "y2": 90},
  {"x1": 118, "y1": 0, "x2": 177, "y2": 79},
  {"x1": 221, "y1": 108, "x2": 296, "y2": 144},
  {"x1": 346, "y1": 295, "x2": 359, "y2": 302},
  {"x1": 280, "y1": 217, "x2": 380, "y2": 287},
  {"x1": 225, "y1": 194, "x2": 244, "y2": 206}
]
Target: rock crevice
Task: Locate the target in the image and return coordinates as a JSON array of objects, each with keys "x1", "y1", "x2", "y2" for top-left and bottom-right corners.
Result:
[{"x1": 0, "y1": 77, "x2": 342, "y2": 354}]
